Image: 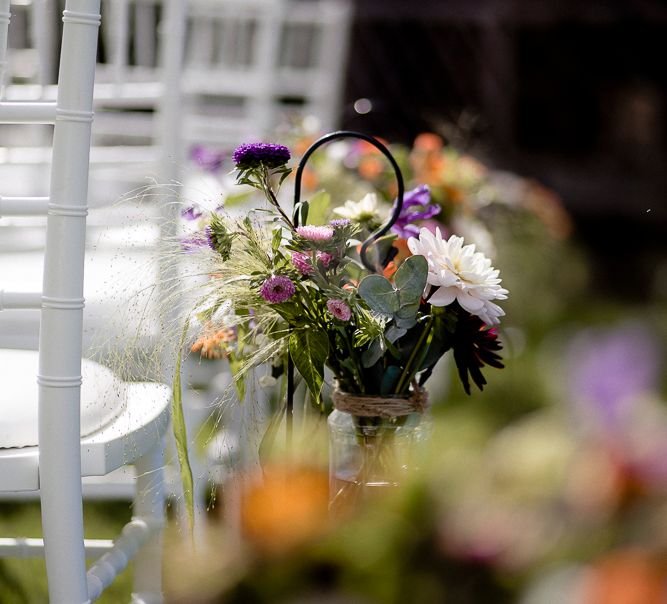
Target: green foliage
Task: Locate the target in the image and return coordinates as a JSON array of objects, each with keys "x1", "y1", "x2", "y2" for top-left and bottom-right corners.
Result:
[
  {"x1": 172, "y1": 318, "x2": 195, "y2": 533},
  {"x1": 358, "y1": 255, "x2": 428, "y2": 329},
  {"x1": 303, "y1": 191, "x2": 331, "y2": 225},
  {"x1": 289, "y1": 327, "x2": 329, "y2": 402},
  {"x1": 208, "y1": 213, "x2": 235, "y2": 260}
]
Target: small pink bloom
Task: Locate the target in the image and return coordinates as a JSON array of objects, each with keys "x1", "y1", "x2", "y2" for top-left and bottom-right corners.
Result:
[
  {"x1": 260, "y1": 275, "x2": 296, "y2": 304},
  {"x1": 317, "y1": 251, "x2": 334, "y2": 268},
  {"x1": 326, "y1": 298, "x2": 352, "y2": 322},
  {"x1": 291, "y1": 251, "x2": 313, "y2": 275},
  {"x1": 296, "y1": 225, "x2": 334, "y2": 242}
]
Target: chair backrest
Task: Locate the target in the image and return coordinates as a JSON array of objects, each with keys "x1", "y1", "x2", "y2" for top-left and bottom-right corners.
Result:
[
  {"x1": 0, "y1": 3, "x2": 100, "y2": 596},
  {"x1": 182, "y1": 0, "x2": 353, "y2": 146}
]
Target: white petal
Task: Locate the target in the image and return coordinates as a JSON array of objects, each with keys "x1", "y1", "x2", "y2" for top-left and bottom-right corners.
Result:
[
  {"x1": 428, "y1": 287, "x2": 457, "y2": 307},
  {"x1": 457, "y1": 291, "x2": 485, "y2": 312}
]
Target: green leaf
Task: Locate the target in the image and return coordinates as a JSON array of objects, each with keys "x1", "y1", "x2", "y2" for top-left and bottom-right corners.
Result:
[
  {"x1": 381, "y1": 365, "x2": 402, "y2": 394},
  {"x1": 394, "y1": 254, "x2": 428, "y2": 305},
  {"x1": 305, "y1": 191, "x2": 331, "y2": 225},
  {"x1": 358, "y1": 274, "x2": 400, "y2": 315},
  {"x1": 289, "y1": 328, "x2": 329, "y2": 401},
  {"x1": 298, "y1": 200, "x2": 310, "y2": 226},
  {"x1": 361, "y1": 337, "x2": 384, "y2": 368},
  {"x1": 386, "y1": 325, "x2": 407, "y2": 343},
  {"x1": 224, "y1": 190, "x2": 253, "y2": 208},
  {"x1": 172, "y1": 317, "x2": 194, "y2": 534},
  {"x1": 271, "y1": 225, "x2": 283, "y2": 254}
]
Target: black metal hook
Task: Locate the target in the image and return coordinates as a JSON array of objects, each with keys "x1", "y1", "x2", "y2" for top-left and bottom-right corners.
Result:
[
  {"x1": 286, "y1": 131, "x2": 405, "y2": 450},
  {"x1": 292, "y1": 130, "x2": 405, "y2": 272}
]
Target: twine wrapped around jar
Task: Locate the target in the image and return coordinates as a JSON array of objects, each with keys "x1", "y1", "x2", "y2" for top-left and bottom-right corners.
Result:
[{"x1": 331, "y1": 383, "x2": 428, "y2": 418}]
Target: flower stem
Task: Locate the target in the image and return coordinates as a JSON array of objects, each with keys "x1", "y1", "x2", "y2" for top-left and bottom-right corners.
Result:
[
  {"x1": 262, "y1": 169, "x2": 295, "y2": 231},
  {"x1": 395, "y1": 316, "x2": 434, "y2": 394}
]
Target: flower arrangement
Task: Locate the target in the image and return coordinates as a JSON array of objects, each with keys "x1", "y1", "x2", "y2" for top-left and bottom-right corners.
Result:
[
  {"x1": 174, "y1": 134, "x2": 509, "y2": 519},
  {"x1": 181, "y1": 138, "x2": 508, "y2": 406}
]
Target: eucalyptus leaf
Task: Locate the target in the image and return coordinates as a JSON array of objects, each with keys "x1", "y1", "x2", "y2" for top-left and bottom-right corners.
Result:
[
  {"x1": 381, "y1": 365, "x2": 402, "y2": 395},
  {"x1": 289, "y1": 328, "x2": 329, "y2": 401},
  {"x1": 358, "y1": 274, "x2": 400, "y2": 315},
  {"x1": 361, "y1": 338, "x2": 384, "y2": 368},
  {"x1": 386, "y1": 325, "x2": 407, "y2": 343},
  {"x1": 394, "y1": 255, "x2": 428, "y2": 305}
]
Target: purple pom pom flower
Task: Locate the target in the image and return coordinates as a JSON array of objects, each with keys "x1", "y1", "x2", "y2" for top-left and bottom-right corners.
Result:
[
  {"x1": 329, "y1": 218, "x2": 351, "y2": 228},
  {"x1": 291, "y1": 252, "x2": 313, "y2": 275},
  {"x1": 260, "y1": 275, "x2": 296, "y2": 304},
  {"x1": 326, "y1": 299, "x2": 352, "y2": 322},
  {"x1": 317, "y1": 251, "x2": 333, "y2": 268},
  {"x1": 296, "y1": 225, "x2": 334, "y2": 242},
  {"x1": 391, "y1": 185, "x2": 441, "y2": 239},
  {"x1": 232, "y1": 142, "x2": 291, "y2": 170}
]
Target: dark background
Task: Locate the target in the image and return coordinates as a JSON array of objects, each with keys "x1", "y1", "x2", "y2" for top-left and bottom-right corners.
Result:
[{"x1": 340, "y1": 0, "x2": 667, "y2": 302}]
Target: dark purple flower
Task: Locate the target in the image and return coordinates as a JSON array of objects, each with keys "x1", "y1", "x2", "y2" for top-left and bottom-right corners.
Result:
[
  {"x1": 190, "y1": 145, "x2": 225, "y2": 172},
  {"x1": 232, "y1": 143, "x2": 291, "y2": 170},
  {"x1": 391, "y1": 185, "x2": 441, "y2": 239},
  {"x1": 260, "y1": 275, "x2": 296, "y2": 304},
  {"x1": 181, "y1": 205, "x2": 203, "y2": 221}
]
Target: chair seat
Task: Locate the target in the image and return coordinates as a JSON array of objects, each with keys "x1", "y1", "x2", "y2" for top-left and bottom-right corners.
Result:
[
  {"x1": 0, "y1": 349, "x2": 170, "y2": 492},
  {"x1": 0, "y1": 349, "x2": 127, "y2": 448}
]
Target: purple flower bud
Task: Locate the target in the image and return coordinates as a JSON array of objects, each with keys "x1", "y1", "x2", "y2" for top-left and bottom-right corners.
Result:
[{"x1": 232, "y1": 142, "x2": 291, "y2": 170}]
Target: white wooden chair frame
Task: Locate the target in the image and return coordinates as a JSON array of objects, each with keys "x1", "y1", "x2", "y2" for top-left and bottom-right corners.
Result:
[{"x1": 0, "y1": 1, "x2": 170, "y2": 602}]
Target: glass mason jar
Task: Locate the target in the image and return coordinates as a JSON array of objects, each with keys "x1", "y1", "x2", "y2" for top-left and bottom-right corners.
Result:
[{"x1": 328, "y1": 406, "x2": 431, "y2": 515}]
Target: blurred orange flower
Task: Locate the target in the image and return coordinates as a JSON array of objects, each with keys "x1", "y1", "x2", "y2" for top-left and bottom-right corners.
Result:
[
  {"x1": 582, "y1": 550, "x2": 667, "y2": 604},
  {"x1": 241, "y1": 465, "x2": 330, "y2": 555}
]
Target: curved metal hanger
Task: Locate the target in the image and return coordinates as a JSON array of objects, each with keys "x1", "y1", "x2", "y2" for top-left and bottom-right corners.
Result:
[{"x1": 292, "y1": 130, "x2": 405, "y2": 272}]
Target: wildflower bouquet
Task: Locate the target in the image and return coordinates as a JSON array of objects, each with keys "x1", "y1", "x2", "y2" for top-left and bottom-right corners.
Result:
[{"x1": 183, "y1": 137, "x2": 508, "y2": 408}]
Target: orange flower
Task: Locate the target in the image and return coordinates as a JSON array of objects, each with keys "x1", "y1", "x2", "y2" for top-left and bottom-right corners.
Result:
[
  {"x1": 582, "y1": 550, "x2": 667, "y2": 604},
  {"x1": 241, "y1": 465, "x2": 330, "y2": 555},
  {"x1": 358, "y1": 156, "x2": 384, "y2": 180},
  {"x1": 300, "y1": 166, "x2": 319, "y2": 191},
  {"x1": 191, "y1": 326, "x2": 236, "y2": 359},
  {"x1": 413, "y1": 132, "x2": 444, "y2": 152}
]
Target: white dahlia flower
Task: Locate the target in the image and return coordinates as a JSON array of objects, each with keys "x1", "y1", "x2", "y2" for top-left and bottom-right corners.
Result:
[
  {"x1": 407, "y1": 228, "x2": 508, "y2": 325},
  {"x1": 333, "y1": 192, "x2": 386, "y2": 224}
]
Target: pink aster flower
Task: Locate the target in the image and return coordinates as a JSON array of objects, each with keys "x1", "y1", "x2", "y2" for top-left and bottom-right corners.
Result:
[
  {"x1": 291, "y1": 251, "x2": 313, "y2": 275},
  {"x1": 296, "y1": 225, "x2": 334, "y2": 242},
  {"x1": 260, "y1": 275, "x2": 296, "y2": 304},
  {"x1": 317, "y1": 251, "x2": 334, "y2": 268},
  {"x1": 326, "y1": 299, "x2": 352, "y2": 321}
]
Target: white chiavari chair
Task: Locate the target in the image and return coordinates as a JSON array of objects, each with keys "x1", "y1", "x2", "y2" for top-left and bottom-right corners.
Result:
[
  {"x1": 0, "y1": 1, "x2": 171, "y2": 602},
  {"x1": 182, "y1": 0, "x2": 353, "y2": 147}
]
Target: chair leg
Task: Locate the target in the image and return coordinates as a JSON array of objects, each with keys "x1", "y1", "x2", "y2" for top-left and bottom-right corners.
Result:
[
  {"x1": 131, "y1": 438, "x2": 165, "y2": 604},
  {"x1": 40, "y1": 391, "x2": 90, "y2": 604}
]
